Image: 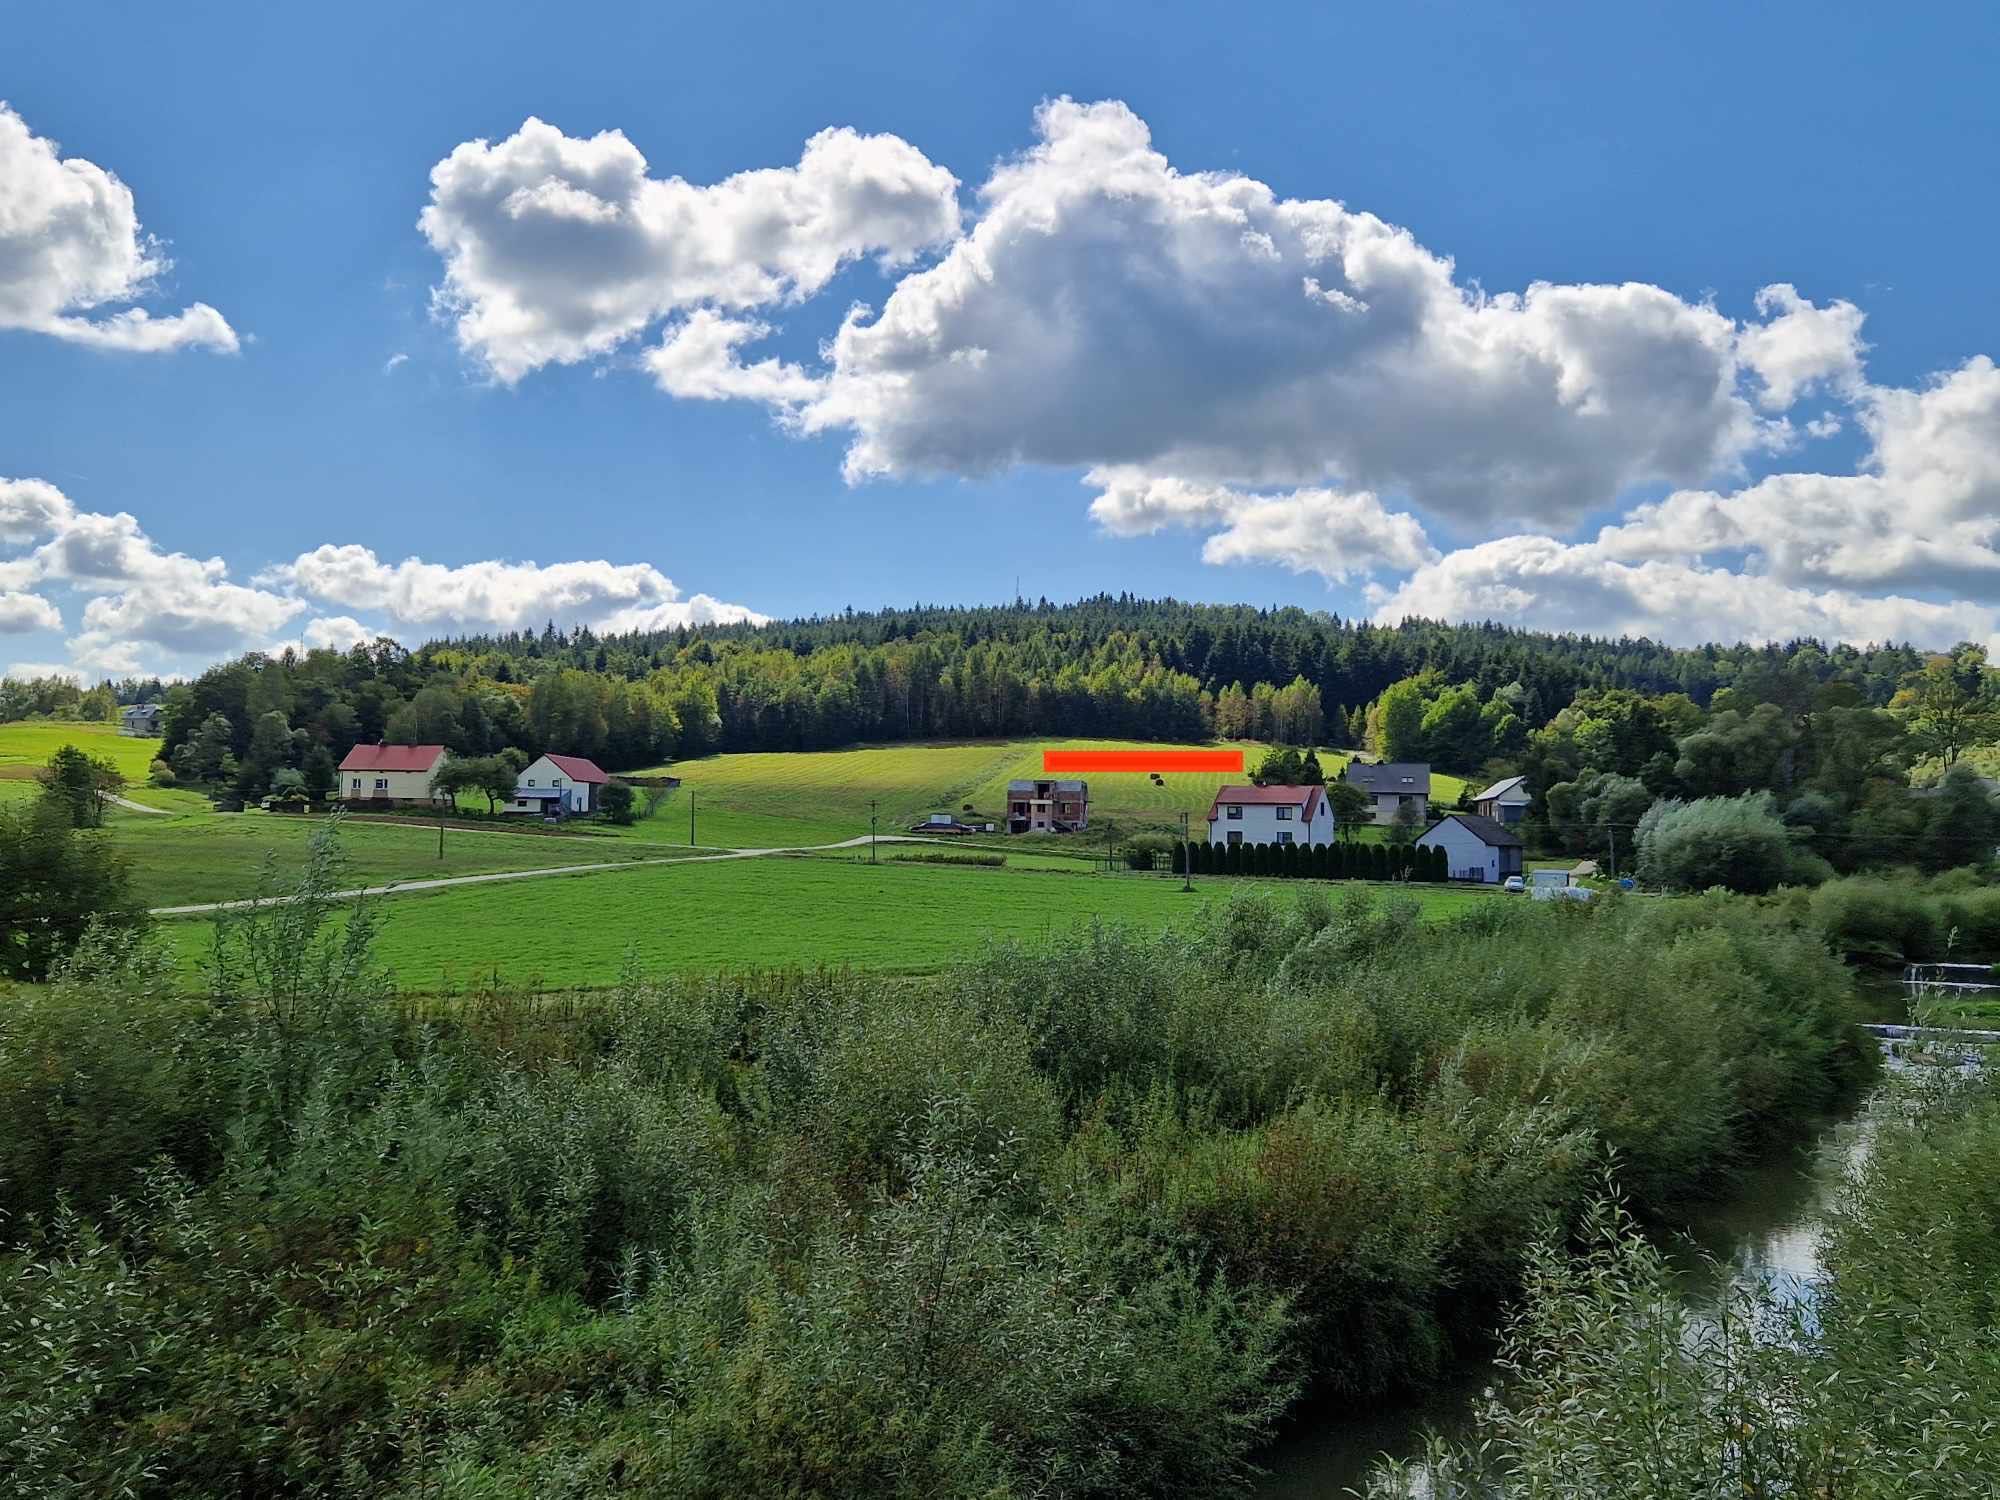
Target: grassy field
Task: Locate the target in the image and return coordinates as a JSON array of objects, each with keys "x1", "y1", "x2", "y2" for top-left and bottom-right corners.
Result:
[
  {"x1": 0, "y1": 719, "x2": 164, "y2": 781},
  {"x1": 0, "y1": 718, "x2": 202, "y2": 810},
  {"x1": 108, "y1": 811, "x2": 691, "y2": 908},
  {"x1": 618, "y1": 738, "x2": 1470, "y2": 850},
  {"x1": 155, "y1": 854, "x2": 1494, "y2": 987}
]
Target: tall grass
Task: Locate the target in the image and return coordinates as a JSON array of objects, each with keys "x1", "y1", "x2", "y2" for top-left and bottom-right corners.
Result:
[{"x1": 0, "y1": 826, "x2": 1873, "y2": 1496}]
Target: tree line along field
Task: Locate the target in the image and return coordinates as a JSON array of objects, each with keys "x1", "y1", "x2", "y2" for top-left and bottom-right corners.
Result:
[{"x1": 152, "y1": 853, "x2": 1496, "y2": 989}]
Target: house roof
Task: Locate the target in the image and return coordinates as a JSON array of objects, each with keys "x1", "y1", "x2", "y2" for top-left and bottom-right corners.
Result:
[
  {"x1": 1005, "y1": 779, "x2": 1088, "y2": 795},
  {"x1": 1419, "y1": 812, "x2": 1524, "y2": 849},
  {"x1": 1341, "y1": 761, "x2": 1432, "y2": 795},
  {"x1": 1206, "y1": 783, "x2": 1325, "y2": 822},
  {"x1": 339, "y1": 743, "x2": 446, "y2": 773},
  {"x1": 1473, "y1": 774, "x2": 1528, "y2": 803},
  {"x1": 542, "y1": 753, "x2": 609, "y2": 784}
]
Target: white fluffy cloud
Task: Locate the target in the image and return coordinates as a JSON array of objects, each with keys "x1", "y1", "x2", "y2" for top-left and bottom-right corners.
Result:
[
  {"x1": 0, "y1": 591, "x2": 62, "y2": 633},
  {"x1": 412, "y1": 97, "x2": 2000, "y2": 650},
  {"x1": 1596, "y1": 357, "x2": 2000, "y2": 598},
  {"x1": 795, "y1": 99, "x2": 1780, "y2": 530},
  {"x1": 266, "y1": 544, "x2": 765, "y2": 634},
  {"x1": 1086, "y1": 467, "x2": 1436, "y2": 583},
  {"x1": 1736, "y1": 283, "x2": 1866, "y2": 411},
  {"x1": 0, "y1": 480, "x2": 764, "y2": 678},
  {"x1": 0, "y1": 103, "x2": 237, "y2": 353},
  {"x1": 1373, "y1": 535, "x2": 1997, "y2": 649},
  {"x1": 421, "y1": 116, "x2": 960, "y2": 382}
]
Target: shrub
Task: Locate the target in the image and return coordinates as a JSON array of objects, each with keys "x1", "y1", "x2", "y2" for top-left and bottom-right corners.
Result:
[
  {"x1": 1635, "y1": 792, "x2": 1821, "y2": 893},
  {"x1": 1124, "y1": 832, "x2": 1176, "y2": 871},
  {"x1": 147, "y1": 758, "x2": 175, "y2": 786},
  {"x1": 889, "y1": 848, "x2": 1005, "y2": 867}
]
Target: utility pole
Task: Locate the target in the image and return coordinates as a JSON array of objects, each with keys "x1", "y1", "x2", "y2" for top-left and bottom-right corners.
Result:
[
  {"x1": 437, "y1": 792, "x2": 446, "y2": 860},
  {"x1": 1608, "y1": 825, "x2": 1618, "y2": 881},
  {"x1": 1180, "y1": 811, "x2": 1194, "y2": 892},
  {"x1": 689, "y1": 788, "x2": 696, "y2": 847},
  {"x1": 869, "y1": 799, "x2": 878, "y2": 864}
]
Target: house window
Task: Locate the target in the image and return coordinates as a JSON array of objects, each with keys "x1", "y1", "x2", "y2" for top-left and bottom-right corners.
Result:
[
  {"x1": 1275, "y1": 806, "x2": 1292, "y2": 820},
  {"x1": 1226, "y1": 831, "x2": 1243, "y2": 846},
  {"x1": 1225, "y1": 805, "x2": 1243, "y2": 819},
  {"x1": 526, "y1": 779, "x2": 536, "y2": 786},
  {"x1": 374, "y1": 778, "x2": 388, "y2": 791},
  {"x1": 350, "y1": 778, "x2": 360, "y2": 793},
  {"x1": 1399, "y1": 794, "x2": 1415, "y2": 808},
  {"x1": 1276, "y1": 831, "x2": 1294, "y2": 845}
]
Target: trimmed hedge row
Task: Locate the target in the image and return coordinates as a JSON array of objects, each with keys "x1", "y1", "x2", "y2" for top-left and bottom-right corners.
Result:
[{"x1": 1172, "y1": 837, "x2": 1449, "y2": 881}]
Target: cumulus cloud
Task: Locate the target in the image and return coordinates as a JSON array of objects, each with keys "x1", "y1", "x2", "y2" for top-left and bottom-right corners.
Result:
[
  {"x1": 0, "y1": 591, "x2": 62, "y2": 633},
  {"x1": 644, "y1": 309, "x2": 820, "y2": 404},
  {"x1": 1, "y1": 479, "x2": 765, "y2": 679},
  {"x1": 793, "y1": 99, "x2": 1783, "y2": 530},
  {"x1": 1595, "y1": 357, "x2": 2000, "y2": 598},
  {"x1": 1373, "y1": 535, "x2": 1995, "y2": 648},
  {"x1": 1085, "y1": 467, "x2": 1436, "y2": 583},
  {"x1": 265, "y1": 544, "x2": 765, "y2": 634},
  {"x1": 398, "y1": 97, "x2": 2000, "y2": 650},
  {"x1": 0, "y1": 102, "x2": 237, "y2": 352},
  {"x1": 420, "y1": 116, "x2": 959, "y2": 382},
  {"x1": 1736, "y1": 283, "x2": 1866, "y2": 411}
]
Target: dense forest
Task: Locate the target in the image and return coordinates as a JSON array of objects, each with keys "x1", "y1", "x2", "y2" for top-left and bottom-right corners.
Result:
[{"x1": 2, "y1": 595, "x2": 1940, "y2": 775}]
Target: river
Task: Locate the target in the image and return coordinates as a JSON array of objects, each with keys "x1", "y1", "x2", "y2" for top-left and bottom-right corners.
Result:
[{"x1": 1254, "y1": 983, "x2": 1910, "y2": 1497}]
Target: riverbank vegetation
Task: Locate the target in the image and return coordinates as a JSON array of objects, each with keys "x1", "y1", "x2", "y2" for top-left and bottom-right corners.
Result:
[
  {"x1": 0, "y1": 827, "x2": 1874, "y2": 1496},
  {"x1": 1366, "y1": 1063, "x2": 2000, "y2": 1498}
]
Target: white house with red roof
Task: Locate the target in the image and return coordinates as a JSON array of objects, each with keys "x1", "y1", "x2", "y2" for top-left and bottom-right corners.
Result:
[
  {"x1": 1205, "y1": 784, "x2": 1335, "y2": 848},
  {"x1": 506, "y1": 753, "x2": 610, "y2": 817},
  {"x1": 338, "y1": 743, "x2": 449, "y2": 805}
]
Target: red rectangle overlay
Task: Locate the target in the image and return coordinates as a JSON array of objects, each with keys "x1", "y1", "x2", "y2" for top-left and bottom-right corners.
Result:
[{"x1": 1041, "y1": 749, "x2": 1245, "y2": 773}]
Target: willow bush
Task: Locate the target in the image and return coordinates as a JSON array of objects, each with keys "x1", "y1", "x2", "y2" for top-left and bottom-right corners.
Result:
[
  {"x1": 1367, "y1": 1067, "x2": 2000, "y2": 1499},
  {"x1": 0, "y1": 823, "x2": 1874, "y2": 1497}
]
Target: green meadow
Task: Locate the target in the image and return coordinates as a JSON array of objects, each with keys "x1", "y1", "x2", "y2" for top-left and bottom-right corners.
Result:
[
  {"x1": 155, "y1": 854, "x2": 1494, "y2": 989},
  {"x1": 110, "y1": 812, "x2": 679, "y2": 908},
  {"x1": 616, "y1": 737, "x2": 1469, "y2": 850}
]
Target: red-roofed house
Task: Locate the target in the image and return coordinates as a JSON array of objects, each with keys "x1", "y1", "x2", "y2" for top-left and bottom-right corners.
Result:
[
  {"x1": 506, "y1": 753, "x2": 610, "y2": 818},
  {"x1": 338, "y1": 744, "x2": 449, "y2": 806},
  {"x1": 1205, "y1": 784, "x2": 1335, "y2": 848}
]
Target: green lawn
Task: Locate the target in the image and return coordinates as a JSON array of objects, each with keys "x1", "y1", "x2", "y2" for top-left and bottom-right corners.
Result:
[
  {"x1": 110, "y1": 811, "x2": 686, "y2": 908},
  {"x1": 155, "y1": 856, "x2": 1494, "y2": 989},
  {"x1": 0, "y1": 719, "x2": 164, "y2": 781},
  {"x1": 615, "y1": 738, "x2": 1471, "y2": 850}
]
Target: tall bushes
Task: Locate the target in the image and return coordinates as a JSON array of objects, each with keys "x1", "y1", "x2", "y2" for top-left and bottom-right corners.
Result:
[{"x1": 0, "y1": 826, "x2": 1873, "y2": 1495}]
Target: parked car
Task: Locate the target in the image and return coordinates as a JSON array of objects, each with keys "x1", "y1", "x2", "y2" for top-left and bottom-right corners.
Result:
[{"x1": 1502, "y1": 874, "x2": 1525, "y2": 893}]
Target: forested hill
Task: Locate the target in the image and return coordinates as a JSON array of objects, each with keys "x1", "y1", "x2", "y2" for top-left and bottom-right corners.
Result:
[
  {"x1": 6, "y1": 595, "x2": 1950, "y2": 796},
  {"x1": 429, "y1": 594, "x2": 1928, "y2": 730}
]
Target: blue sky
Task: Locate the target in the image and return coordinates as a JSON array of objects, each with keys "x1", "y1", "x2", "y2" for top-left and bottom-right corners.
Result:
[{"x1": 5, "y1": 2, "x2": 2000, "y2": 679}]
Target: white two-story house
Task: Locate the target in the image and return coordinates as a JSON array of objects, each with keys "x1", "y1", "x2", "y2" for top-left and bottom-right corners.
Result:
[
  {"x1": 338, "y1": 743, "x2": 448, "y2": 806},
  {"x1": 505, "y1": 753, "x2": 609, "y2": 817},
  {"x1": 1205, "y1": 784, "x2": 1335, "y2": 847}
]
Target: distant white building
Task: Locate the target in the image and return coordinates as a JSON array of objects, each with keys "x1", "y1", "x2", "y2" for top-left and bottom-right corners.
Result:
[
  {"x1": 1472, "y1": 774, "x2": 1531, "y2": 825},
  {"x1": 1340, "y1": 761, "x2": 1431, "y2": 824},
  {"x1": 505, "y1": 753, "x2": 608, "y2": 817},
  {"x1": 1205, "y1": 784, "x2": 1335, "y2": 848},
  {"x1": 339, "y1": 744, "x2": 448, "y2": 806},
  {"x1": 1416, "y1": 812, "x2": 1525, "y2": 884}
]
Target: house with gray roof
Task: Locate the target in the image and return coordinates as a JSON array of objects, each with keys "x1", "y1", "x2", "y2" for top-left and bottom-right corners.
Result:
[{"x1": 1339, "y1": 760, "x2": 1431, "y2": 824}]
